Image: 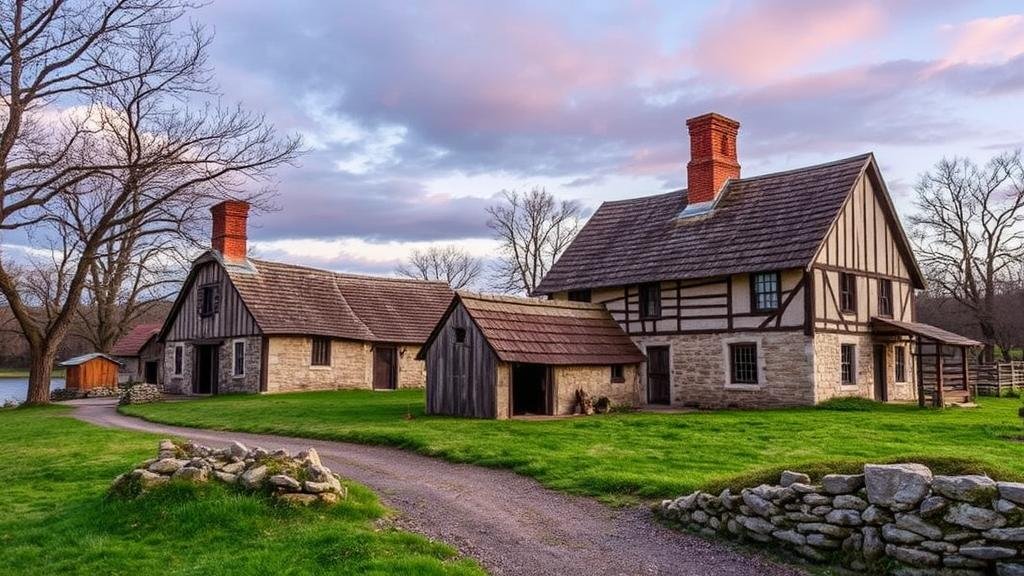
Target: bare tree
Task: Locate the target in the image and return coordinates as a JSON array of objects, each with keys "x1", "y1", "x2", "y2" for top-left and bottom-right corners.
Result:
[
  {"x1": 0, "y1": 1, "x2": 301, "y2": 404},
  {"x1": 486, "y1": 187, "x2": 581, "y2": 294},
  {"x1": 909, "y1": 151, "x2": 1024, "y2": 361},
  {"x1": 396, "y1": 244, "x2": 483, "y2": 289}
]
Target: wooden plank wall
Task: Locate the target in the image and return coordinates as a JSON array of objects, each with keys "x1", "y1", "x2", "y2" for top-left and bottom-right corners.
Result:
[
  {"x1": 812, "y1": 173, "x2": 915, "y2": 334},
  {"x1": 424, "y1": 304, "x2": 498, "y2": 418},
  {"x1": 166, "y1": 261, "x2": 261, "y2": 341},
  {"x1": 592, "y1": 269, "x2": 806, "y2": 336},
  {"x1": 66, "y1": 359, "x2": 119, "y2": 391}
]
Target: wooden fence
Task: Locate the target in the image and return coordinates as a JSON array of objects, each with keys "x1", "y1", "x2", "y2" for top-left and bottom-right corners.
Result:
[{"x1": 974, "y1": 361, "x2": 1024, "y2": 396}]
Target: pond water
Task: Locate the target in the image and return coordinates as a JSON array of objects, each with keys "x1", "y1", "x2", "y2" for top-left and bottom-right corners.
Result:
[{"x1": 0, "y1": 378, "x2": 65, "y2": 404}]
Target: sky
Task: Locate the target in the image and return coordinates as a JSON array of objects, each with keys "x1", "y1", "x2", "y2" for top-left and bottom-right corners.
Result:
[{"x1": 129, "y1": 1, "x2": 1024, "y2": 275}]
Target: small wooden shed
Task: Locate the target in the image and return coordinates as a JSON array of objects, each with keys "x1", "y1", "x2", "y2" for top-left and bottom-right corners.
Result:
[
  {"x1": 418, "y1": 292, "x2": 646, "y2": 419},
  {"x1": 58, "y1": 353, "x2": 122, "y2": 392}
]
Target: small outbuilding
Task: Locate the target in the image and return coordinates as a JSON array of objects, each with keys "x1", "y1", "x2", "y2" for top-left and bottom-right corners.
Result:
[
  {"x1": 59, "y1": 353, "x2": 122, "y2": 392},
  {"x1": 418, "y1": 292, "x2": 646, "y2": 419},
  {"x1": 111, "y1": 323, "x2": 164, "y2": 385}
]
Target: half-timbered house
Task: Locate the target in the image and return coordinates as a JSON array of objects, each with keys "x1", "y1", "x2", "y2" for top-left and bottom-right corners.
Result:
[
  {"x1": 158, "y1": 200, "x2": 453, "y2": 395},
  {"x1": 534, "y1": 112, "x2": 980, "y2": 409}
]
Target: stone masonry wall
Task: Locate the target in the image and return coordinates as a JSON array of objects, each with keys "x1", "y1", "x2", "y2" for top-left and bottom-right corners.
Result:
[
  {"x1": 162, "y1": 341, "x2": 192, "y2": 395},
  {"x1": 552, "y1": 364, "x2": 640, "y2": 415},
  {"x1": 496, "y1": 362, "x2": 510, "y2": 420},
  {"x1": 659, "y1": 463, "x2": 1024, "y2": 575},
  {"x1": 265, "y1": 337, "x2": 371, "y2": 393},
  {"x1": 218, "y1": 336, "x2": 262, "y2": 393},
  {"x1": 635, "y1": 331, "x2": 815, "y2": 408},
  {"x1": 813, "y1": 334, "x2": 919, "y2": 403},
  {"x1": 265, "y1": 337, "x2": 427, "y2": 393}
]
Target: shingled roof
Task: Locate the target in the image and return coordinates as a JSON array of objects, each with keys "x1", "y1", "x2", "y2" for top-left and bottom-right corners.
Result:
[
  {"x1": 169, "y1": 253, "x2": 454, "y2": 344},
  {"x1": 422, "y1": 292, "x2": 645, "y2": 365},
  {"x1": 535, "y1": 153, "x2": 923, "y2": 294},
  {"x1": 111, "y1": 323, "x2": 162, "y2": 356}
]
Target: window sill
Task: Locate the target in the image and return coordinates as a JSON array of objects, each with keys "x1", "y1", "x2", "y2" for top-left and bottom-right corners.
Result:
[
  {"x1": 725, "y1": 383, "x2": 763, "y2": 390},
  {"x1": 309, "y1": 365, "x2": 332, "y2": 371},
  {"x1": 610, "y1": 378, "x2": 625, "y2": 384},
  {"x1": 840, "y1": 383, "x2": 859, "y2": 389}
]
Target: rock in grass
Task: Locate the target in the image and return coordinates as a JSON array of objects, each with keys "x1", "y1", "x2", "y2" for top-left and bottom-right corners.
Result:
[
  {"x1": 998, "y1": 482, "x2": 1024, "y2": 505},
  {"x1": 172, "y1": 466, "x2": 208, "y2": 483},
  {"x1": 277, "y1": 493, "x2": 319, "y2": 506},
  {"x1": 213, "y1": 471, "x2": 237, "y2": 484},
  {"x1": 239, "y1": 465, "x2": 268, "y2": 490},
  {"x1": 130, "y1": 468, "x2": 168, "y2": 489},
  {"x1": 148, "y1": 458, "x2": 186, "y2": 474},
  {"x1": 228, "y1": 441, "x2": 249, "y2": 460},
  {"x1": 269, "y1": 475, "x2": 301, "y2": 490}
]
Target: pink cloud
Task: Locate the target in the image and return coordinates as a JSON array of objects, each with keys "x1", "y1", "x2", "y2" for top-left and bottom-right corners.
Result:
[
  {"x1": 691, "y1": 0, "x2": 886, "y2": 84},
  {"x1": 941, "y1": 14, "x2": 1024, "y2": 64}
]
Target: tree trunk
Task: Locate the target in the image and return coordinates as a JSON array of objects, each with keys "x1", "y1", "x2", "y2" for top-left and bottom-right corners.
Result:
[{"x1": 26, "y1": 345, "x2": 57, "y2": 405}]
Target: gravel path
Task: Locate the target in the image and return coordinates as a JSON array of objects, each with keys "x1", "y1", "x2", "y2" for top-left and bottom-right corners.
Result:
[{"x1": 71, "y1": 399, "x2": 802, "y2": 576}]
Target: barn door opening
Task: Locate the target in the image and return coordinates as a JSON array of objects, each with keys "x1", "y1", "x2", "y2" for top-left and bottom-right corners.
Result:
[
  {"x1": 373, "y1": 346, "x2": 397, "y2": 390},
  {"x1": 193, "y1": 345, "x2": 219, "y2": 395},
  {"x1": 144, "y1": 361, "x2": 159, "y2": 384},
  {"x1": 646, "y1": 346, "x2": 671, "y2": 404},
  {"x1": 511, "y1": 363, "x2": 550, "y2": 416}
]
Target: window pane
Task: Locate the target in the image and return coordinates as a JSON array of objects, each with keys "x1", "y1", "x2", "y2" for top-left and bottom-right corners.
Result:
[
  {"x1": 841, "y1": 344, "x2": 856, "y2": 385},
  {"x1": 752, "y1": 272, "x2": 779, "y2": 311},
  {"x1": 730, "y1": 343, "x2": 758, "y2": 384},
  {"x1": 568, "y1": 289, "x2": 591, "y2": 303},
  {"x1": 895, "y1": 346, "x2": 906, "y2": 382},
  {"x1": 640, "y1": 283, "x2": 661, "y2": 318},
  {"x1": 234, "y1": 341, "x2": 245, "y2": 375}
]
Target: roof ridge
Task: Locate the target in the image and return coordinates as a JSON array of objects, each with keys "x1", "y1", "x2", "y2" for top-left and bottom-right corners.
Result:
[
  {"x1": 457, "y1": 290, "x2": 606, "y2": 310},
  {"x1": 729, "y1": 152, "x2": 872, "y2": 185},
  {"x1": 250, "y1": 257, "x2": 450, "y2": 286}
]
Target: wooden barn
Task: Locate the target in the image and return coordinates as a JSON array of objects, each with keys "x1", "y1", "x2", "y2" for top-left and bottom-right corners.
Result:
[
  {"x1": 59, "y1": 353, "x2": 122, "y2": 392},
  {"x1": 419, "y1": 292, "x2": 646, "y2": 419}
]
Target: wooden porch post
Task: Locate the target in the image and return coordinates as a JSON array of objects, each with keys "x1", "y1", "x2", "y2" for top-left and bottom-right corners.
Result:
[
  {"x1": 935, "y1": 343, "x2": 945, "y2": 408},
  {"x1": 961, "y1": 345, "x2": 970, "y2": 402},
  {"x1": 916, "y1": 336, "x2": 925, "y2": 408}
]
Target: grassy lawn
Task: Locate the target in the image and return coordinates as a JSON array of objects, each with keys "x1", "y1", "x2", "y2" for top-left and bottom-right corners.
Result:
[
  {"x1": 0, "y1": 367, "x2": 65, "y2": 378},
  {"x1": 121, "y1": 390, "x2": 1024, "y2": 505},
  {"x1": 0, "y1": 406, "x2": 482, "y2": 576}
]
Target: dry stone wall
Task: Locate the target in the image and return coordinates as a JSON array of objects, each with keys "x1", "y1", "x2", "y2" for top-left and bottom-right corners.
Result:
[{"x1": 659, "y1": 463, "x2": 1024, "y2": 575}]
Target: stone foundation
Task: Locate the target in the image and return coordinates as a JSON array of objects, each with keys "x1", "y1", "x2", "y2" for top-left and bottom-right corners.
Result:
[
  {"x1": 659, "y1": 463, "x2": 1024, "y2": 574},
  {"x1": 552, "y1": 364, "x2": 640, "y2": 415}
]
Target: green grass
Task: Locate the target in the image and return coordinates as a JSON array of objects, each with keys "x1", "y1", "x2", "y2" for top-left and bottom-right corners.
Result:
[
  {"x1": 121, "y1": 390, "x2": 1024, "y2": 504},
  {"x1": 0, "y1": 405, "x2": 483, "y2": 576}
]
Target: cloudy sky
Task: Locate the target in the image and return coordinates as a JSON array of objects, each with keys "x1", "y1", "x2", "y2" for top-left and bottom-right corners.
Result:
[{"x1": 192, "y1": 0, "x2": 1024, "y2": 275}]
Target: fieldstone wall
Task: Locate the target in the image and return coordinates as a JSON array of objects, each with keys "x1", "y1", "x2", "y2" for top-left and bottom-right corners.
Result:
[
  {"x1": 162, "y1": 341, "x2": 192, "y2": 394},
  {"x1": 659, "y1": 463, "x2": 1024, "y2": 575},
  {"x1": 635, "y1": 331, "x2": 815, "y2": 409},
  {"x1": 553, "y1": 364, "x2": 640, "y2": 415},
  {"x1": 111, "y1": 439, "x2": 347, "y2": 506}
]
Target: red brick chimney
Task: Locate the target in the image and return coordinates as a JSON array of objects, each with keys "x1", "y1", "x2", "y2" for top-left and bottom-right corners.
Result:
[
  {"x1": 210, "y1": 200, "x2": 250, "y2": 261},
  {"x1": 686, "y1": 113, "x2": 740, "y2": 205}
]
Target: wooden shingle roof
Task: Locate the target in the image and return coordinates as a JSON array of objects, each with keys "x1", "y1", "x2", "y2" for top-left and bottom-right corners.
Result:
[
  {"x1": 535, "y1": 153, "x2": 923, "y2": 294},
  {"x1": 111, "y1": 323, "x2": 162, "y2": 357},
  {"x1": 872, "y1": 317, "x2": 982, "y2": 347},
  {"x1": 219, "y1": 256, "x2": 454, "y2": 343},
  {"x1": 433, "y1": 292, "x2": 646, "y2": 365}
]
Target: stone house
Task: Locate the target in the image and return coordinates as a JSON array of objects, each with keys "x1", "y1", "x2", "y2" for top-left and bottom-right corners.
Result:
[
  {"x1": 419, "y1": 292, "x2": 645, "y2": 418},
  {"x1": 533, "y1": 112, "x2": 980, "y2": 409},
  {"x1": 111, "y1": 323, "x2": 163, "y2": 385},
  {"x1": 158, "y1": 200, "x2": 453, "y2": 395}
]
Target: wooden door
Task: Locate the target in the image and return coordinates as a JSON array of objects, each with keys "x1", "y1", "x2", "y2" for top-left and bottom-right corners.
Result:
[
  {"x1": 873, "y1": 344, "x2": 888, "y2": 402},
  {"x1": 646, "y1": 346, "x2": 671, "y2": 404},
  {"x1": 144, "y1": 361, "x2": 159, "y2": 384},
  {"x1": 373, "y1": 346, "x2": 397, "y2": 390}
]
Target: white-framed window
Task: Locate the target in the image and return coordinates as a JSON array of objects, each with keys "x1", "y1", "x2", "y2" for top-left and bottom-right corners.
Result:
[
  {"x1": 841, "y1": 343, "x2": 857, "y2": 386},
  {"x1": 232, "y1": 339, "x2": 245, "y2": 377},
  {"x1": 173, "y1": 344, "x2": 183, "y2": 375}
]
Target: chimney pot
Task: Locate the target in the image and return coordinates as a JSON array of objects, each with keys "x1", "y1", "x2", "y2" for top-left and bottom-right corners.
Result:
[
  {"x1": 210, "y1": 200, "x2": 250, "y2": 261},
  {"x1": 686, "y1": 112, "x2": 740, "y2": 205}
]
